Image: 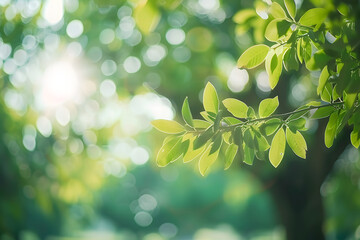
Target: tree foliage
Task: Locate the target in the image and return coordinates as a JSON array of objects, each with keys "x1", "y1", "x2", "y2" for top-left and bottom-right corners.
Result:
[{"x1": 152, "y1": 0, "x2": 360, "y2": 175}]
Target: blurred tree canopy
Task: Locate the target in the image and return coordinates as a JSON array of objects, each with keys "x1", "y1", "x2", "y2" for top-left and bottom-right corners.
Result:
[{"x1": 0, "y1": 0, "x2": 360, "y2": 240}]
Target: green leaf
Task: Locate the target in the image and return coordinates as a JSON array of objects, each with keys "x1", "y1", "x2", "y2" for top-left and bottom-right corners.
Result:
[
  {"x1": 157, "y1": 137, "x2": 187, "y2": 167},
  {"x1": 183, "y1": 137, "x2": 207, "y2": 163},
  {"x1": 305, "y1": 50, "x2": 331, "y2": 71},
  {"x1": 344, "y1": 92, "x2": 357, "y2": 110},
  {"x1": 321, "y1": 83, "x2": 332, "y2": 103},
  {"x1": 324, "y1": 111, "x2": 339, "y2": 148},
  {"x1": 243, "y1": 143, "x2": 255, "y2": 165},
  {"x1": 244, "y1": 129, "x2": 255, "y2": 149},
  {"x1": 247, "y1": 107, "x2": 256, "y2": 119},
  {"x1": 233, "y1": 127, "x2": 243, "y2": 146},
  {"x1": 265, "y1": 50, "x2": 283, "y2": 89},
  {"x1": 255, "y1": 132, "x2": 270, "y2": 152},
  {"x1": 222, "y1": 98, "x2": 248, "y2": 118},
  {"x1": 286, "y1": 127, "x2": 307, "y2": 159},
  {"x1": 350, "y1": 129, "x2": 360, "y2": 148},
  {"x1": 224, "y1": 144, "x2": 239, "y2": 170},
  {"x1": 134, "y1": 1, "x2": 161, "y2": 34},
  {"x1": 317, "y1": 66, "x2": 329, "y2": 95},
  {"x1": 151, "y1": 119, "x2": 185, "y2": 134},
  {"x1": 237, "y1": 44, "x2": 270, "y2": 69},
  {"x1": 269, "y1": 128, "x2": 286, "y2": 168},
  {"x1": 265, "y1": 19, "x2": 291, "y2": 42},
  {"x1": 182, "y1": 97, "x2": 193, "y2": 127},
  {"x1": 203, "y1": 82, "x2": 219, "y2": 114},
  {"x1": 199, "y1": 142, "x2": 221, "y2": 176},
  {"x1": 222, "y1": 131, "x2": 232, "y2": 144},
  {"x1": 269, "y1": 2, "x2": 287, "y2": 19},
  {"x1": 259, "y1": 96, "x2": 279, "y2": 118},
  {"x1": 297, "y1": 38, "x2": 303, "y2": 63},
  {"x1": 284, "y1": 0, "x2": 296, "y2": 19},
  {"x1": 200, "y1": 111, "x2": 214, "y2": 122},
  {"x1": 287, "y1": 117, "x2": 306, "y2": 131},
  {"x1": 283, "y1": 47, "x2": 299, "y2": 71},
  {"x1": 193, "y1": 126, "x2": 213, "y2": 149},
  {"x1": 223, "y1": 117, "x2": 242, "y2": 125},
  {"x1": 299, "y1": 8, "x2": 328, "y2": 27},
  {"x1": 264, "y1": 118, "x2": 282, "y2": 136},
  {"x1": 210, "y1": 133, "x2": 223, "y2": 155},
  {"x1": 311, "y1": 106, "x2": 336, "y2": 119},
  {"x1": 193, "y1": 119, "x2": 212, "y2": 129}
]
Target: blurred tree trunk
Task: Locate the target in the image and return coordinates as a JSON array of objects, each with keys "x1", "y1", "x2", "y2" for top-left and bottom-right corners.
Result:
[{"x1": 266, "y1": 121, "x2": 350, "y2": 240}]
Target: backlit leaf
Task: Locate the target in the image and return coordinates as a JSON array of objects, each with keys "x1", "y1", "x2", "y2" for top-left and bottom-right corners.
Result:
[
  {"x1": 223, "y1": 98, "x2": 248, "y2": 118},
  {"x1": 265, "y1": 50, "x2": 283, "y2": 89},
  {"x1": 311, "y1": 106, "x2": 336, "y2": 119},
  {"x1": 193, "y1": 119, "x2": 212, "y2": 129},
  {"x1": 199, "y1": 142, "x2": 221, "y2": 176},
  {"x1": 134, "y1": 1, "x2": 161, "y2": 34},
  {"x1": 157, "y1": 137, "x2": 185, "y2": 167},
  {"x1": 243, "y1": 143, "x2": 254, "y2": 165},
  {"x1": 284, "y1": 0, "x2": 296, "y2": 19},
  {"x1": 286, "y1": 127, "x2": 307, "y2": 159},
  {"x1": 269, "y1": 2, "x2": 287, "y2": 19},
  {"x1": 151, "y1": 119, "x2": 185, "y2": 134},
  {"x1": 259, "y1": 96, "x2": 279, "y2": 118},
  {"x1": 269, "y1": 128, "x2": 286, "y2": 168},
  {"x1": 182, "y1": 97, "x2": 193, "y2": 127},
  {"x1": 224, "y1": 144, "x2": 239, "y2": 170},
  {"x1": 237, "y1": 44, "x2": 270, "y2": 69},
  {"x1": 350, "y1": 129, "x2": 360, "y2": 148},
  {"x1": 203, "y1": 82, "x2": 219, "y2": 114},
  {"x1": 317, "y1": 66, "x2": 329, "y2": 95},
  {"x1": 264, "y1": 118, "x2": 282, "y2": 135},
  {"x1": 183, "y1": 137, "x2": 207, "y2": 163},
  {"x1": 299, "y1": 8, "x2": 328, "y2": 27},
  {"x1": 324, "y1": 111, "x2": 339, "y2": 148},
  {"x1": 193, "y1": 126, "x2": 213, "y2": 149},
  {"x1": 265, "y1": 19, "x2": 291, "y2": 42}
]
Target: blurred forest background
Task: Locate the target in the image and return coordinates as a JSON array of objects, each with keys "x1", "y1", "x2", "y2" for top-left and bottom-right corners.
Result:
[{"x1": 0, "y1": 0, "x2": 360, "y2": 239}]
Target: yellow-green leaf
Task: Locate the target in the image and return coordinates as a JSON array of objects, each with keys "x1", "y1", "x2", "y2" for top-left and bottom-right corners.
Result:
[
  {"x1": 224, "y1": 144, "x2": 238, "y2": 170},
  {"x1": 299, "y1": 8, "x2": 328, "y2": 27},
  {"x1": 134, "y1": 1, "x2": 161, "y2": 34},
  {"x1": 182, "y1": 97, "x2": 193, "y2": 127},
  {"x1": 151, "y1": 119, "x2": 185, "y2": 134},
  {"x1": 284, "y1": 0, "x2": 296, "y2": 19},
  {"x1": 222, "y1": 98, "x2": 248, "y2": 118},
  {"x1": 286, "y1": 127, "x2": 307, "y2": 159},
  {"x1": 265, "y1": 50, "x2": 283, "y2": 89},
  {"x1": 325, "y1": 111, "x2": 338, "y2": 148},
  {"x1": 259, "y1": 96, "x2": 279, "y2": 118},
  {"x1": 183, "y1": 137, "x2": 207, "y2": 163},
  {"x1": 264, "y1": 118, "x2": 282, "y2": 136},
  {"x1": 199, "y1": 143, "x2": 221, "y2": 176},
  {"x1": 269, "y1": 128, "x2": 286, "y2": 168},
  {"x1": 269, "y1": 2, "x2": 287, "y2": 19},
  {"x1": 203, "y1": 82, "x2": 219, "y2": 114},
  {"x1": 237, "y1": 44, "x2": 270, "y2": 69},
  {"x1": 193, "y1": 119, "x2": 211, "y2": 129},
  {"x1": 157, "y1": 137, "x2": 184, "y2": 167},
  {"x1": 265, "y1": 19, "x2": 291, "y2": 42},
  {"x1": 350, "y1": 130, "x2": 360, "y2": 148}
]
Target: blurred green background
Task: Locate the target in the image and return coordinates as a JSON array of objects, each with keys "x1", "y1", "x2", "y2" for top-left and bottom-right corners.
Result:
[{"x1": 0, "y1": 0, "x2": 360, "y2": 239}]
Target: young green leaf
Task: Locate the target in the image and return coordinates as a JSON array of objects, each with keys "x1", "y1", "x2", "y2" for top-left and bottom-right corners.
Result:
[
  {"x1": 210, "y1": 133, "x2": 223, "y2": 155},
  {"x1": 255, "y1": 132, "x2": 270, "y2": 152},
  {"x1": 259, "y1": 96, "x2": 279, "y2": 118},
  {"x1": 223, "y1": 117, "x2": 242, "y2": 125},
  {"x1": 265, "y1": 50, "x2": 283, "y2": 89},
  {"x1": 157, "y1": 137, "x2": 186, "y2": 167},
  {"x1": 183, "y1": 137, "x2": 208, "y2": 163},
  {"x1": 193, "y1": 119, "x2": 212, "y2": 129},
  {"x1": 203, "y1": 82, "x2": 219, "y2": 114},
  {"x1": 200, "y1": 111, "x2": 214, "y2": 122},
  {"x1": 237, "y1": 44, "x2": 270, "y2": 69},
  {"x1": 263, "y1": 118, "x2": 282, "y2": 136},
  {"x1": 222, "y1": 131, "x2": 232, "y2": 144},
  {"x1": 265, "y1": 19, "x2": 291, "y2": 42},
  {"x1": 311, "y1": 106, "x2": 336, "y2": 119},
  {"x1": 224, "y1": 144, "x2": 239, "y2": 170},
  {"x1": 324, "y1": 111, "x2": 339, "y2": 148},
  {"x1": 193, "y1": 126, "x2": 213, "y2": 149},
  {"x1": 286, "y1": 127, "x2": 307, "y2": 159},
  {"x1": 151, "y1": 119, "x2": 185, "y2": 134},
  {"x1": 269, "y1": 128, "x2": 286, "y2": 168},
  {"x1": 269, "y1": 2, "x2": 287, "y2": 19},
  {"x1": 344, "y1": 92, "x2": 357, "y2": 110},
  {"x1": 283, "y1": 47, "x2": 299, "y2": 71},
  {"x1": 182, "y1": 97, "x2": 193, "y2": 127},
  {"x1": 243, "y1": 143, "x2": 255, "y2": 165},
  {"x1": 350, "y1": 129, "x2": 360, "y2": 148},
  {"x1": 199, "y1": 142, "x2": 221, "y2": 176},
  {"x1": 284, "y1": 0, "x2": 296, "y2": 19},
  {"x1": 244, "y1": 129, "x2": 255, "y2": 149},
  {"x1": 299, "y1": 8, "x2": 328, "y2": 27},
  {"x1": 233, "y1": 127, "x2": 243, "y2": 146},
  {"x1": 223, "y1": 98, "x2": 249, "y2": 118},
  {"x1": 317, "y1": 66, "x2": 329, "y2": 95},
  {"x1": 287, "y1": 117, "x2": 306, "y2": 131}
]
